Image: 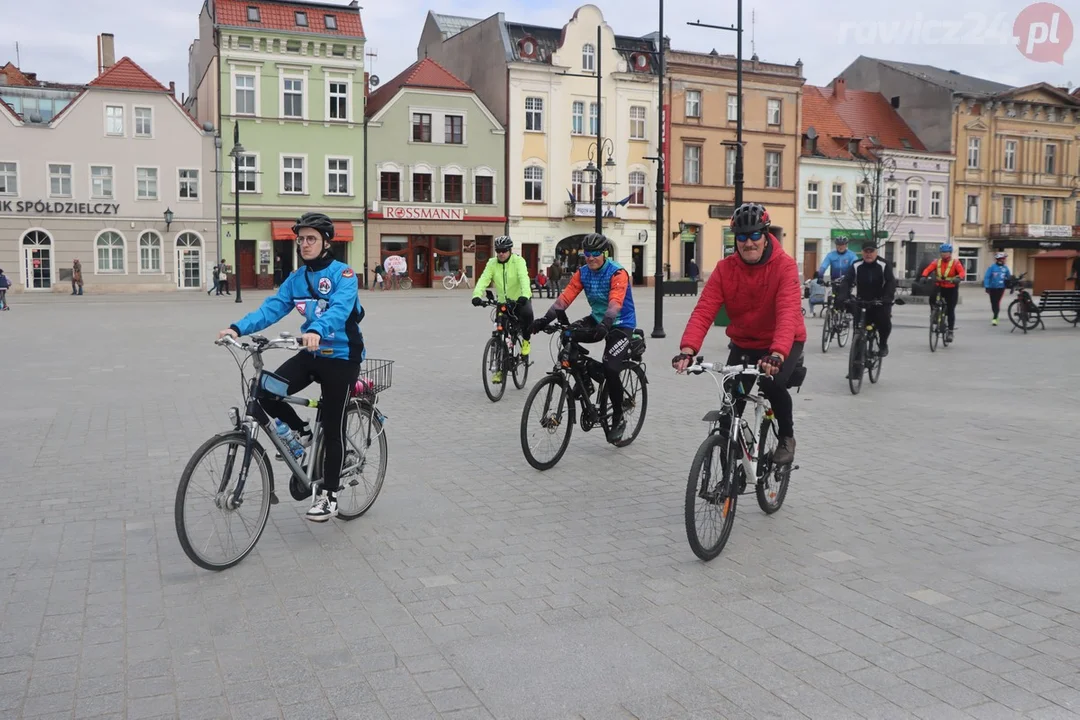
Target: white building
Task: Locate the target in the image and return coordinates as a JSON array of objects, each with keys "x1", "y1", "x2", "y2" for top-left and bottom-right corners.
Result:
[{"x1": 0, "y1": 37, "x2": 218, "y2": 293}]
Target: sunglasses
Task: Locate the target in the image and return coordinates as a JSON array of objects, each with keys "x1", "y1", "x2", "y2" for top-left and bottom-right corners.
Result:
[
  {"x1": 734, "y1": 231, "x2": 764, "y2": 243},
  {"x1": 583, "y1": 250, "x2": 605, "y2": 258}
]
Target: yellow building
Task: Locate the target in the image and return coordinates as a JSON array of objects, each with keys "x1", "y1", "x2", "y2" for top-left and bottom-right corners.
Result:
[{"x1": 664, "y1": 50, "x2": 804, "y2": 276}]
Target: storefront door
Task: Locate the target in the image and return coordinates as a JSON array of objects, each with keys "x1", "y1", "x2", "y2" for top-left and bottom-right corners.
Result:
[
  {"x1": 238, "y1": 240, "x2": 257, "y2": 289},
  {"x1": 175, "y1": 232, "x2": 202, "y2": 289},
  {"x1": 21, "y1": 230, "x2": 52, "y2": 290},
  {"x1": 410, "y1": 240, "x2": 430, "y2": 288},
  {"x1": 631, "y1": 245, "x2": 644, "y2": 285}
]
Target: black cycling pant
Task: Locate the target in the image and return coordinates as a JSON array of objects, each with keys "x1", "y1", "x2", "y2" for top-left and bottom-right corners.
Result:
[
  {"x1": 517, "y1": 300, "x2": 534, "y2": 342},
  {"x1": 931, "y1": 286, "x2": 959, "y2": 329},
  {"x1": 261, "y1": 352, "x2": 361, "y2": 493},
  {"x1": 987, "y1": 288, "x2": 1005, "y2": 319},
  {"x1": 726, "y1": 341, "x2": 804, "y2": 439},
  {"x1": 580, "y1": 318, "x2": 632, "y2": 423},
  {"x1": 863, "y1": 305, "x2": 892, "y2": 346}
]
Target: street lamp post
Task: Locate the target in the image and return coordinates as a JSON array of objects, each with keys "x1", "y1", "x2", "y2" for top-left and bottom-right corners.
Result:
[
  {"x1": 584, "y1": 141, "x2": 615, "y2": 234},
  {"x1": 163, "y1": 207, "x2": 174, "y2": 233},
  {"x1": 228, "y1": 123, "x2": 244, "y2": 303},
  {"x1": 651, "y1": 0, "x2": 667, "y2": 339}
]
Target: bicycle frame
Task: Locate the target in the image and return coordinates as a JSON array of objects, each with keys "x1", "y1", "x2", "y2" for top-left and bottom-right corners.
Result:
[
  {"x1": 691, "y1": 363, "x2": 772, "y2": 484},
  {"x1": 540, "y1": 321, "x2": 615, "y2": 429}
]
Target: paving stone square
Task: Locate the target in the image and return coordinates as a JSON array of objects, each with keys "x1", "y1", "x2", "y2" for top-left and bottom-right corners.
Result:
[{"x1": 2, "y1": 285, "x2": 1080, "y2": 719}]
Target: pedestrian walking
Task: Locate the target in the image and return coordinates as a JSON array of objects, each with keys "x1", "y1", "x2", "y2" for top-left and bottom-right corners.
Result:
[
  {"x1": 71, "y1": 259, "x2": 83, "y2": 296},
  {"x1": 983, "y1": 252, "x2": 1012, "y2": 326},
  {"x1": 0, "y1": 268, "x2": 10, "y2": 310}
]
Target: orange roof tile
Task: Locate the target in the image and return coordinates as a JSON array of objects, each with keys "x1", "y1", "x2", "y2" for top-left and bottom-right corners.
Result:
[
  {"x1": 801, "y1": 86, "x2": 858, "y2": 160},
  {"x1": 829, "y1": 88, "x2": 927, "y2": 152},
  {"x1": 216, "y1": 0, "x2": 364, "y2": 38},
  {"x1": 89, "y1": 57, "x2": 167, "y2": 92},
  {"x1": 366, "y1": 58, "x2": 472, "y2": 117},
  {"x1": 0, "y1": 62, "x2": 33, "y2": 86}
]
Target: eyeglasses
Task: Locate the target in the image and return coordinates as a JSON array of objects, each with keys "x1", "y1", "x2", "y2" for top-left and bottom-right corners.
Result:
[
  {"x1": 296, "y1": 236, "x2": 321, "y2": 246},
  {"x1": 496, "y1": 249, "x2": 510, "y2": 254},
  {"x1": 583, "y1": 250, "x2": 605, "y2": 258},
  {"x1": 734, "y1": 231, "x2": 764, "y2": 243}
]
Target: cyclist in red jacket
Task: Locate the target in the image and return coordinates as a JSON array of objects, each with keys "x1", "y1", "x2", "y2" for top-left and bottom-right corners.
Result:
[{"x1": 672, "y1": 202, "x2": 807, "y2": 465}]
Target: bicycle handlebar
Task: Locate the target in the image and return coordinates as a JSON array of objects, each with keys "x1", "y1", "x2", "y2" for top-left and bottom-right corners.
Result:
[
  {"x1": 215, "y1": 333, "x2": 301, "y2": 352},
  {"x1": 685, "y1": 361, "x2": 763, "y2": 377}
]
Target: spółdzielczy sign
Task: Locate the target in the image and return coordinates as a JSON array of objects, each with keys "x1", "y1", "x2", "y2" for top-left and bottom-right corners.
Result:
[{"x1": 0, "y1": 200, "x2": 120, "y2": 215}]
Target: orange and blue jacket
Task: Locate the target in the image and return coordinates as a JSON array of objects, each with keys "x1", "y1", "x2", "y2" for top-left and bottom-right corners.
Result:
[{"x1": 921, "y1": 258, "x2": 965, "y2": 288}]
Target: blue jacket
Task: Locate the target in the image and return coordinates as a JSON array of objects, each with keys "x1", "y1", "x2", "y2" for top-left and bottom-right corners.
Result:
[
  {"x1": 576, "y1": 259, "x2": 636, "y2": 328},
  {"x1": 983, "y1": 263, "x2": 1012, "y2": 289},
  {"x1": 231, "y1": 257, "x2": 365, "y2": 362},
  {"x1": 819, "y1": 249, "x2": 860, "y2": 281}
]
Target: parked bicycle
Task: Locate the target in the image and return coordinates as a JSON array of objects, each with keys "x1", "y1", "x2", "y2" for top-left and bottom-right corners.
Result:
[
  {"x1": 477, "y1": 291, "x2": 530, "y2": 402},
  {"x1": 681, "y1": 358, "x2": 803, "y2": 561},
  {"x1": 442, "y1": 268, "x2": 473, "y2": 290},
  {"x1": 929, "y1": 291, "x2": 951, "y2": 351},
  {"x1": 847, "y1": 298, "x2": 903, "y2": 395},
  {"x1": 819, "y1": 283, "x2": 852, "y2": 353},
  {"x1": 520, "y1": 312, "x2": 648, "y2": 470},
  {"x1": 1005, "y1": 272, "x2": 1043, "y2": 333},
  {"x1": 175, "y1": 332, "x2": 392, "y2": 570}
]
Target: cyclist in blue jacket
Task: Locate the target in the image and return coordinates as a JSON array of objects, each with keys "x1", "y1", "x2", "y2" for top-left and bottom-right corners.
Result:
[
  {"x1": 983, "y1": 252, "x2": 1012, "y2": 326},
  {"x1": 818, "y1": 237, "x2": 861, "y2": 282},
  {"x1": 217, "y1": 212, "x2": 366, "y2": 522}
]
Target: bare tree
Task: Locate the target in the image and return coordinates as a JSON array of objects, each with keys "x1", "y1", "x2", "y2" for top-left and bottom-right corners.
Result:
[{"x1": 834, "y1": 146, "x2": 908, "y2": 252}]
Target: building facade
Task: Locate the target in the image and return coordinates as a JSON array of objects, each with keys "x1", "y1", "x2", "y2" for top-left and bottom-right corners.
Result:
[
  {"x1": 418, "y1": 5, "x2": 660, "y2": 285},
  {"x1": 0, "y1": 47, "x2": 217, "y2": 293},
  {"x1": 188, "y1": 0, "x2": 367, "y2": 289},
  {"x1": 665, "y1": 49, "x2": 804, "y2": 277},
  {"x1": 364, "y1": 58, "x2": 506, "y2": 289}
]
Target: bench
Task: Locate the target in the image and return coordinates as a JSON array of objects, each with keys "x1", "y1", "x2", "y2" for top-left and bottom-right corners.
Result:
[
  {"x1": 1029, "y1": 290, "x2": 1080, "y2": 329},
  {"x1": 662, "y1": 280, "x2": 698, "y2": 297}
]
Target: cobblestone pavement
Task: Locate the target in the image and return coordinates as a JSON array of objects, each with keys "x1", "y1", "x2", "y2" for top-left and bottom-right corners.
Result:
[{"x1": 3, "y1": 285, "x2": 1080, "y2": 720}]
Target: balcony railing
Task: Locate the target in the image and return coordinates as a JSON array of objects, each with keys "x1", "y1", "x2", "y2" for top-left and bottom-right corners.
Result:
[{"x1": 989, "y1": 223, "x2": 1080, "y2": 239}]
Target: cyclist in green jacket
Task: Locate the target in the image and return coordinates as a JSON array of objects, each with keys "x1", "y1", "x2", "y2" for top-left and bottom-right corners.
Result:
[{"x1": 472, "y1": 236, "x2": 534, "y2": 371}]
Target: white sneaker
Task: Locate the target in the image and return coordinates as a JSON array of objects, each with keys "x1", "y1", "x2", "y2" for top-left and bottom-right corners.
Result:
[{"x1": 305, "y1": 491, "x2": 337, "y2": 522}]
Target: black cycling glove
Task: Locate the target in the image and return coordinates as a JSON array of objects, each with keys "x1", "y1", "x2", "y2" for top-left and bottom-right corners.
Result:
[
  {"x1": 516, "y1": 296, "x2": 528, "y2": 307},
  {"x1": 530, "y1": 317, "x2": 550, "y2": 334},
  {"x1": 471, "y1": 296, "x2": 483, "y2": 307}
]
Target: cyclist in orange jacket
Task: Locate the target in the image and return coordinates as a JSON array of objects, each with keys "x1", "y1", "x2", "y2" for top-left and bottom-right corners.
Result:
[{"x1": 921, "y1": 243, "x2": 965, "y2": 342}]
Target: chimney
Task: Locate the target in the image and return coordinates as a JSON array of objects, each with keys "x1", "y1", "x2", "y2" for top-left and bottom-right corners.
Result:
[
  {"x1": 97, "y1": 33, "x2": 116, "y2": 75},
  {"x1": 168, "y1": 81, "x2": 175, "y2": 96},
  {"x1": 833, "y1": 76, "x2": 846, "y2": 101}
]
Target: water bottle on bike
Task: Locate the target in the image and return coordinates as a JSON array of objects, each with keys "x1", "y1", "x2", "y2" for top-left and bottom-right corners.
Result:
[{"x1": 274, "y1": 419, "x2": 304, "y2": 459}]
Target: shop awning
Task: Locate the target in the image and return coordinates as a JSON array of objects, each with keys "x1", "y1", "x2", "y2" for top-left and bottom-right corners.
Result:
[{"x1": 270, "y1": 220, "x2": 354, "y2": 242}]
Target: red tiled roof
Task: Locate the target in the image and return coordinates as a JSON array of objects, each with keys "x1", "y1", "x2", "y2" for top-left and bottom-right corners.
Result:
[
  {"x1": 829, "y1": 88, "x2": 927, "y2": 152},
  {"x1": 215, "y1": 0, "x2": 364, "y2": 38},
  {"x1": 801, "y1": 86, "x2": 859, "y2": 160},
  {"x1": 1, "y1": 62, "x2": 34, "y2": 86},
  {"x1": 366, "y1": 58, "x2": 472, "y2": 117},
  {"x1": 89, "y1": 57, "x2": 167, "y2": 92}
]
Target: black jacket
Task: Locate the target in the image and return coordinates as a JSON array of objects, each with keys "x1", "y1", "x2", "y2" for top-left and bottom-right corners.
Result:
[{"x1": 838, "y1": 257, "x2": 896, "y2": 303}]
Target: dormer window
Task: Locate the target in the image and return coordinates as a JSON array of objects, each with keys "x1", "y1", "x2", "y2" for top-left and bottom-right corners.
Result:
[
  {"x1": 295, "y1": 11, "x2": 308, "y2": 26},
  {"x1": 247, "y1": 6, "x2": 260, "y2": 22},
  {"x1": 631, "y1": 53, "x2": 650, "y2": 71},
  {"x1": 519, "y1": 36, "x2": 537, "y2": 59},
  {"x1": 582, "y1": 43, "x2": 595, "y2": 71},
  {"x1": 900, "y1": 138, "x2": 912, "y2": 149},
  {"x1": 325, "y1": 15, "x2": 337, "y2": 30},
  {"x1": 848, "y1": 139, "x2": 859, "y2": 155}
]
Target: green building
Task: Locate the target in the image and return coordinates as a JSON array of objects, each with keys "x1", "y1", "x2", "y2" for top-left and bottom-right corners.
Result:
[{"x1": 187, "y1": 0, "x2": 366, "y2": 289}]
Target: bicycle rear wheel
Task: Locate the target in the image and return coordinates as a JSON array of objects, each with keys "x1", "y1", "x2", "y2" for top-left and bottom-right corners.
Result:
[
  {"x1": 867, "y1": 331, "x2": 882, "y2": 384},
  {"x1": 399, "y1": 276, "x2": 413, "y2": 289},
  {"x1": 313, "y1": 400, "x2": 387, "y2": 520},
  {"x1": 175, "y1": 431, "x2": 273, "y2": 571},
  {"x1": 520, "y1": 375, "x2": 574, "y2": 470},
  {"x1": 598, "y1": 364, "x2": 648, "y2": 447},
  {"x1": 837, "y1": 315, "x2": 851, "y2": 348},
  {"x1": 442, "y1": 275, "x2": 455, "y2": 290},
  {"x1": 511, "y1": 335, "x2": 529, "y2": 389},
  {"x1": 755, "y1": 416, "x2": 789, "y2": 514},
  {"x1": 847, "y1": 336, "x2": 864, "y2": 395},
  {"x1": 685, "y1": 432, "x2": 738, "y2": 561},
  {"x1": 482, "y1": 337, "x2": 506, "y2": 402}
]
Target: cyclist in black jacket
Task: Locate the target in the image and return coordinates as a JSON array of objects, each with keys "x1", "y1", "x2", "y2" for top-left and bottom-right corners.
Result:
[{"x1": 837, "y1": 243, "x2": 896, "y2": 357}]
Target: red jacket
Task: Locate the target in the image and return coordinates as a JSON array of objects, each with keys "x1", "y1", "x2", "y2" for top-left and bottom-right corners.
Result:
[{"x1": 679, "y1": 235, "x2": 807, "y2": 358}]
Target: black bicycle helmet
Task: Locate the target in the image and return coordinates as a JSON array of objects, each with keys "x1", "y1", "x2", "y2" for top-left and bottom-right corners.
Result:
[
  {"x1": 730, "y1": 202, "x2": 771, "y2": 235},
  {"x1": 494, "y1": 235, "x2": 513, "y2": 252},
  {"x1": 581, "y1": 232, "x2": 610, "y2": 253},
  {"x1": 292, "y1": 212, "x2": 335, "y2": 241}
]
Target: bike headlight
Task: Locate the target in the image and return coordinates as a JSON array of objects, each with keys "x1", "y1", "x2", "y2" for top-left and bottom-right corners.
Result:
[{"x1": 227, "y1": 407, "x2": 240, "y2": 427}]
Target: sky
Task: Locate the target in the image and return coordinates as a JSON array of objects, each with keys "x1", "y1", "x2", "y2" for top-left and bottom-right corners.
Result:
[{"x1": 4, "y1": 0, "x2": 1075, "y2": 96}]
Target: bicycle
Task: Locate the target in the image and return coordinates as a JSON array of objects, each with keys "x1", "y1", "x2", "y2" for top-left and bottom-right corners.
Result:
[
  {"x1": 442, "y1": 268, "x2": 473, "y2": 290},
  {"x1": 477, "y1": 291, "x2": 530, "y2": 402},
  {"x1": 1006, "y1": 273, "x2": 1045, "y2": 334},
  {"x1": 175, "y1": 332, "x2": 392, "y2": 570},
  {"x1": 520, "y1": 312, "x2": 648, "y2": 470},
  {"x1": 819, "y1": 284, "x2": 852, "y2": 353},
  {"x1": 681, "y1": 357, "x2": 803, "y2": 561},
  {"x1": 929, "y1": 290, "x2": 951, "y2": 351},
  {"x1": 846, "y1": 298, "x2": 903, "y2": 395}
]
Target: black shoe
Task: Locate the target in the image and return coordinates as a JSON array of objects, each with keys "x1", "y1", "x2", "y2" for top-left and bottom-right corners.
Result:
[
  {"x1": 607, "y1": 416, "x2": 627, "y2": 444},
  {"x1": 773, "y1": 437, "x2": 796, "y2": 465},
  {"x1": 879, "y1": 344, "x2": 889, "y2": 358}
]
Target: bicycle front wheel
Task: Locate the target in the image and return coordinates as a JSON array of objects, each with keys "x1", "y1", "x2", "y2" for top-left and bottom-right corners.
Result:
[
  {"x1": 520, "y1": 374, "x2": 573, "y2": 470},
  {"x1": 929, "y1": 312, "x2": 939, "y2": 352},
  {"x1": 512, "y1": 336, "x2": 529, "y2": 389},
  {"x1": 482, "y1": 337, "x2": 506, "y2": 402},
  {"x1": 868, "y1": 331, "x2": 882, "y2": 384},
  {"x1": 313, "y1": 400, "x2": 387, "y2": 520},
  {"x1": 837, "y1": 315, "x2": 851, "y2": 348},
  {"x1": 685, "y1": 432, "x2": 738, "y2": 561},
  {"x1": 399, "y1": 276, "x2": 413, "y2": 289},
  {"x1": 847, "y1": 336, "x2": 864, "y2": 395},
  {"x1": 442, "y1": 275, "x2": 455, "y2": 290},
  {"x1": 175, "y1": 431, "x2": 273, "y2": 571},
  {"x1": 820, "y1": 313, "x2": 832, "y2": 353}
]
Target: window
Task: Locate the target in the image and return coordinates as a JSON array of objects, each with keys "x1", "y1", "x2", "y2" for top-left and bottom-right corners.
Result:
[
  {"x1": 444, "y1": 115, "x2": 463, "y2": 144},
  {"x1": 443, "y1": 173, "x2": 463, "y2": 203},
  {"x1": 325, "y1": 15, "x2": 337, "y2": 30},
  {"x1": 906, "y1": 187, "x2": 920, "y2": 216},
  {"x1": 683, "y1": 145, "x2": 701, "y2": 184},
  {"x1": 433, "y1": 236, "x2": 462, "y2": 274},
  {"x1": 0, "y1": 162, "x2": 16, "y2": 194},
  {"x1": 328, "y1": 81, "x2": 348, "y2": 120},
  {"x1": 247, "y1": 6, "x2": 260, "y2": 21},
  {"x1": 286, "y1": 40, "x2": 301, "y2": 53},
  {"x1": 105, "y1": 105, "x2": 123, "y2": 135},
  {"x1": 379, "y1": 171, "x2": 400, "y2": 201},
  {"x1": 282, "y1": 156, "x2": 304, "y2": 193},
  {"x1": 967, "y1": 136, "x2": 980, "y2": 168},
  {"x1": 235, "y1": 74, "x2": 255, "y2": 115},
  {"x1": 327, "y1": 158, "x2": 349, "y2": 195},
  {"x1": 136, "y1": 167, "x2": 158, "y2": 199},
  {"x1": 237, "y1": 37, "x2": 253, "y2": 49},
  {"x1": 331, "y1": 44, "x2": 346, "y2": 57},
  {"x1": 966, "y1": 194, "x2": 979, "y2": 224},
  {"x1": 571, "y1": 101, "x2": 584, "y2": 135},
  {"x1": 765, "y1": 151, "x2": 781, "y2": 188},
  {"x1": 958, "y1": 247, "x2": 979, "y2": 282},
  {"x1": 1042, "y1": 198, "x2": 1055, "y2": 224},
  {"x1": 178, "y1": 169, "x2": 199, "y2": 200},
  {"x1": 806, "y1": 181, "x2": 819, "y2": 210},
  {"x1": 525, "y1": 97, "x2": 543, "y2": 132},
  {"x1": 412, "y1": 171, "x2": 432, "y2": 202},
  {"x1": 686, "y1": 90, "x2": 701, "y2": 119},
  {"x1": 930, "y1": 189, "x2": 943, "y2": 217},
  {"x1": 582, "y1": 43, "x2": 595, "y2": 71},
  {"x1": 91, "y1": 166, "x2": 113, "y2": 198},
  {"x1": 295, "y1": 11, "x2": 308, "y2": 26},
  {"x1": 571, "y1": 169, "x2": 587, "y2": 203},
  {"x1": 412, "y1": 113, "x2": 432, "y2": 142},
  {"x1": 588, "y1": 102, "x2": 599, "y2": 136},
  {"x1": 855, "y1": 183, "x2": 867, "y2": 213},
  {"x1": 236, "y1": 154, "x2": 257, "y2": 192},
  {"x1": 524, "y1": 166, "x2": 543, "y2": 201},
  {"x1": 1044, "y1": 144, "x2": 1057, "y2": 175},
  {"x1": 49, "y1": 164, "x2": 72, "y2": 197},
  {"x1": 727, "y1": 95, "x2": 738, "y2": 122},
  {"x1": 725, "y1": 147, "x2": 736, "y2": 186},
  {"x1": 1004, "y1": 140, "x2": 1017, "y2": 171},
  {"x1": 831, "y1": 183, "x2": 844, "y2": 212},
  {"x1": 1002, "y1": 195, "x2": 1015, "y2": 224},
  {"x1": 139, "y1": 231, "x2": 161, "y2": 273},
  {"x1": 96, "y1": 231, "x2": 125, "y2": 273},
  {"x1": 629, "y1": 106, "x2": 646, "y2": 140},
  {"x1": 134, "y1": 107, "x2": 152, "y2": 137},
  {"x1": 628, "y1": 171, "x2": 646, "y2": 206},
  {"x1": 767, "y1": 99, "x2": 781, "y2": 125},
  {"x1": 283, "y1": 77, "x2": 303, "y2": 118},
  {"x1": 475, "y1": 175, "x2": 494, "y2": 205}
]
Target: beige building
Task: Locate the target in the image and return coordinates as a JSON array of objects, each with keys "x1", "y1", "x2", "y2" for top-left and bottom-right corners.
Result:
[{"x1": 0, "y1": 39, "x2": 218, "y2": 293}]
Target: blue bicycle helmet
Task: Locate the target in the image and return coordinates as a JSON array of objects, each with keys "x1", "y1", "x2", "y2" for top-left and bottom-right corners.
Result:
[{"x1": 939, "y1": 243, "x2": 953, "y2": 252}]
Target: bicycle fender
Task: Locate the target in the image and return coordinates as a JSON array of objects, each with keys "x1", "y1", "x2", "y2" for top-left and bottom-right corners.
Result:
[
  {"x1": 702, "y1": 410, "x2": 725, "y2": 423},
  {"x1": 217, "y1": 429, "x2": 277, "y2": 504}
]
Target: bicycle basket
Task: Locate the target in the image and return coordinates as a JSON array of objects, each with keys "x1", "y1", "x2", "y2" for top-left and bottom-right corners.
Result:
[
  {"x1": 257, "y1": 370, "x2": 290, "y2": 398},
  {"x1": 353, "y1": 358, "x2": 394, "y2": 396}
]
